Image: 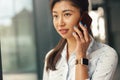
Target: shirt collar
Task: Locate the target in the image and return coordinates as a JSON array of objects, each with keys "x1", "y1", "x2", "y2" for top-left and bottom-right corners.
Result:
[{"x1": 86, "y1": 35, "x2": 95, "y2": 55}]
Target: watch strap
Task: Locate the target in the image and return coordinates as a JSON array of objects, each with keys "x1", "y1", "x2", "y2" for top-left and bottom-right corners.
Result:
[{"x1": 75, "y1": 58, "x2": 88, "y2": 65}]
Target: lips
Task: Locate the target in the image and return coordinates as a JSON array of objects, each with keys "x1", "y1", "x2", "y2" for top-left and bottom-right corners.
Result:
[{"x1": 59, "y1": 29, "x2": 69, "y2": 35}]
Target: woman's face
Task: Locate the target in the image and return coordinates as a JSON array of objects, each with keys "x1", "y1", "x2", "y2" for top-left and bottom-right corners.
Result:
[{"x1": 52, "y1": 1, "x2": 81, "y2": 39}]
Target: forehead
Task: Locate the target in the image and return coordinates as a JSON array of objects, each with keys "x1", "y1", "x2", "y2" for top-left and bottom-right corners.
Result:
[{"x1": 52, "y1": 1, "x2": 79, "y2": 12}]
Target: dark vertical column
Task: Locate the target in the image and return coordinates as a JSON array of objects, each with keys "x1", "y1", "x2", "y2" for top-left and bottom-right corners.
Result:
[
  {"x1": 32, "y1": 0, "x2": 41, "y2": 80},
  {"x1": 32, "y1": 0, "x2": 60, "y2": 80},
  {"x1": 103, "y1": 0, "x2": 113, "y2": 46},
  {"x1": 0, "y1": 43, "x2": 3, "y2": 80}
]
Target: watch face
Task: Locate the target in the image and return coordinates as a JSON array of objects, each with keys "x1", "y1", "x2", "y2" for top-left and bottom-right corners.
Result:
[{"x1": 83, "y1": 58, "x2": 88, "y2": 65}]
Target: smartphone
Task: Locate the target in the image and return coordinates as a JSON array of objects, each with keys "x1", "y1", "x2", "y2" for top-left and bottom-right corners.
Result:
[{"x1": 79, "y1": 12, "x2": 92, "y2": 33}]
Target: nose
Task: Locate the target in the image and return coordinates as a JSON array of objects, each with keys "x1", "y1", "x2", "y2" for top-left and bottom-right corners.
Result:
[{"x1": 58, "y1": 16, "x2": 65, "y2": 27}]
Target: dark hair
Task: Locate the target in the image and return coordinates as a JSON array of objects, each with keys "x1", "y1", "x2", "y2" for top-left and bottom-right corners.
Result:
[
  {"x1": 46, "y1": 0, "x2": 90, "y2": 71},
  {"x1": 50, "y1": 0, "x2": 89, "y2": 13}
]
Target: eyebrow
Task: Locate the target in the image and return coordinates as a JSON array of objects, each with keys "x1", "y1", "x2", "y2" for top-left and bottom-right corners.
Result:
[{"x1": 52, "y1": 9, "x2": 74, "y2": 13}]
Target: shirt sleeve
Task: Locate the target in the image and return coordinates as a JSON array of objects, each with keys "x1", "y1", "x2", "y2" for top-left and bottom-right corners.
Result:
[{"x1": 91, "y1": 47, "x2": 118, "y2": 80}]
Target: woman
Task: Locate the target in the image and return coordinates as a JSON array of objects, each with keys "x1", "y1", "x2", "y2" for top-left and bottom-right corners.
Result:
[{"x1": 43, "y1": 0, "x2": 118, "y2": 80}]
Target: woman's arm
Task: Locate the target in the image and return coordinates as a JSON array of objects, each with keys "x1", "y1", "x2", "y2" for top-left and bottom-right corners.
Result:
[
  {"x1": 73, "y1": 23, "x2": 91, "y2": 80},
  {"x1": 75, "y1": 57, "x2": 89, "y2": 80}
]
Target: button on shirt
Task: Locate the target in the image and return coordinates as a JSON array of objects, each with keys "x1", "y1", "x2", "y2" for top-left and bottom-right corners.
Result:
[{"x1": 43, "y1": 37, "x2": 118, "y2": 80}]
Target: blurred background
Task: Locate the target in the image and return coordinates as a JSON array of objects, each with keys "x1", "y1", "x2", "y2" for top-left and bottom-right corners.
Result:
[{"x1": 0, "y1": 0, "x2": 120, "y2": 80}]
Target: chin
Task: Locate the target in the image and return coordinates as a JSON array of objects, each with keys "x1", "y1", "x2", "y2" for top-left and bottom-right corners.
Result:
[
  {"x1": 61, "y1": 35, "x2": 67, "y2": 39},
  {"x1": 61, "y1": 34, "x2": 72, "y2": 39},
  {"x1": 59, "y1": 31, "x2": 73, "y2": 39}
]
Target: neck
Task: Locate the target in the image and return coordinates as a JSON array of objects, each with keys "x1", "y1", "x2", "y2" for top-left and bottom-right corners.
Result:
[{"x1": 66, "y1": 37, "x2": 76, "y2": 58}]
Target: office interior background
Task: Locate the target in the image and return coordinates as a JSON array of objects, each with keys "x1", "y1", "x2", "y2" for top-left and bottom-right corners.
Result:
[{"x1": 0, "y1": 0, "x2": 120, "y2": 80}]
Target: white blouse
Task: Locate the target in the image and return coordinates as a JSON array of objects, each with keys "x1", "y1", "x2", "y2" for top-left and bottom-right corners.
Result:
[{"x1": 43, "y1": 37, "x2": 118, "y2": 80}]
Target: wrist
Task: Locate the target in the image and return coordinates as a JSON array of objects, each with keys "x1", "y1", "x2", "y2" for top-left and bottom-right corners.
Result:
[
  {"x1": 75, "y1": 58, "x2": 88, "y2": 65},
  {"x1": 76, "y1": 53, "x2": 86, "y2": 59}
]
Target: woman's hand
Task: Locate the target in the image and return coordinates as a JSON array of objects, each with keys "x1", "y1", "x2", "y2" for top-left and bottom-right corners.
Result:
[{"x1": 73, "y1": 22, "x2": 91, "y2": 59}]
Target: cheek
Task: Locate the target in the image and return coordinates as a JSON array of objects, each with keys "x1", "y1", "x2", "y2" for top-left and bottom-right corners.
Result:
[
  {"x1": 66, "y1": 17, "x2": 80, "y2": 27},
  {"x1": 68, "y1": 14, "x2": 80, "y2": 25},
  {"x1": 53, "y1": 21, "x2": 57, "y2": 29}
]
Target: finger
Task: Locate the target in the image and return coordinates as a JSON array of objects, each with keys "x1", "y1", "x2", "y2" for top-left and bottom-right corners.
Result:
[
  {"x1": 79, "y1": 22, "x2": 90, "y2": 42},
  {"x1": 73, "y1": 26, "x2": 85, "y2": 41},
  {"x1": 72, "y1": 32, "x2": 80, "y2": 42}
]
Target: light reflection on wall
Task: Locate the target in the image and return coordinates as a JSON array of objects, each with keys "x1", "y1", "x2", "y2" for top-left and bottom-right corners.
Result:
[
  {"x1": 89, "y1": 7, "x2": 106, "y2": 43},
  {"x1": 98, "y1": 17, "x2": 106, "y2": 41},
  {"x1": 0, "y1": 19, "x2": 12, "y2": 26},
  {"x1": 0, "y1": 0, "x2": 32, "y2": 26}
]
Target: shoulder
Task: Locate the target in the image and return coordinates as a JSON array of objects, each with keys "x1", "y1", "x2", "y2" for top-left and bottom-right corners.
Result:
[
  {"x1": 45, "y1": 49, "x2": 54, "y2": 60},
  {"x1": 98, "y1": 43, "x2": 118, "y2": 62},
  {"x1": 91, "y1": 41, "x2": 118, "y2": 61},
  {"x1": 92, "y1": 40, "x2": 118, "y2": 56},
  {"x1": 102, "y1": 43, "x2": 117, "y2": 57}
]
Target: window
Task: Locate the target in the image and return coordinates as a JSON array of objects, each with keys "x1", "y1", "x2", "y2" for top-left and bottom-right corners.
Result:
[{"x1": 0, "y1": 0, "x2": 37, "y2": 80}]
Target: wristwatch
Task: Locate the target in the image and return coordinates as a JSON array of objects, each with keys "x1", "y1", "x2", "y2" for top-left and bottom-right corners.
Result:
[{"x1": 75, "y1": 58, "x2": 88, "y2": 65}]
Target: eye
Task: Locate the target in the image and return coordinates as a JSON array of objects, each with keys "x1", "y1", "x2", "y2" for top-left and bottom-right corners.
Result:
[
  {"x1": 64, "y1": 13, "x2": 72, "y2": 17},
  {"x1": 53, "y1": 15, "x2": 58, "y2": 19}
]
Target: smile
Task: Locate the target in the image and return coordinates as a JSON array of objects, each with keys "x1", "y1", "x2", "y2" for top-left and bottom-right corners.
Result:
[{"x1": 59, "y1": 29, "x2": 69, "y2": 35}]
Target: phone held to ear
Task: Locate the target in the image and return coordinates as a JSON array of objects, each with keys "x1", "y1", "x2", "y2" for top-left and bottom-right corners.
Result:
[
  {"x1": 80, "y1": 12, "x2": 92, "y2": 27},
  {"x1": 79, "y1": 12, "x2": 92, "y2": 33}
]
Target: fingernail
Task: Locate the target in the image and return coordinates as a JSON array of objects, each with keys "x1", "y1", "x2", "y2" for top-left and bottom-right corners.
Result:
[
  {"x1": 80, "y1": 22, "x2": 83, "y2": 27},
  {"x1": 74, "y1": 26, "x2": 77, "y2": 29},
  {"x1": 72, "y1": 32, "x2": 76, "y2": 35},
  {"x1": 84, "y1": 24, "x2": 87, "y2": 27},
  {"x1": 80, "y1": 21, "x2": 83, "y2": 25}
]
